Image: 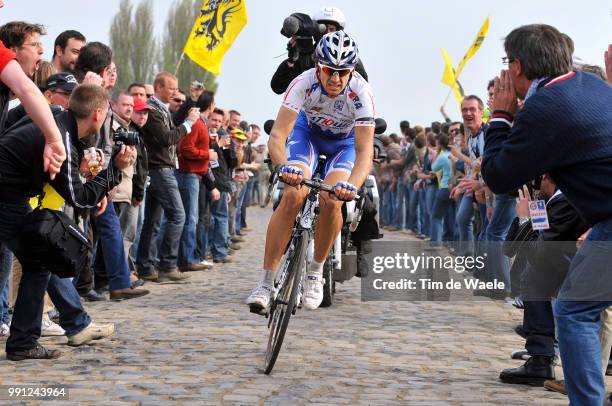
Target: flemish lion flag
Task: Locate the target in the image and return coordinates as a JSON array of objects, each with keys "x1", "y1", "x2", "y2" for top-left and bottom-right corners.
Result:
[{"x1": 183, "y1": 0, "x2": 248, "y2": 75}]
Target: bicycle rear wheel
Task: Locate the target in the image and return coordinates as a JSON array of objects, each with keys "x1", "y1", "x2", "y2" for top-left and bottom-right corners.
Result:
[{"x1": 264, "y1": 232, "x2": 308, "y2": 374}]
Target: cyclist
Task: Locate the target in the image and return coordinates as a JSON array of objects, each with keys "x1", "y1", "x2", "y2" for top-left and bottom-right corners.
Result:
[{"x1": 247, "y1": 31, "x2": 375, "y2": 313}]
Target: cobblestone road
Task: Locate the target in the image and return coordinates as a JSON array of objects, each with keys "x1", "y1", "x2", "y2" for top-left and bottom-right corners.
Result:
[{"x1": 1, "y1": 207, "x2": 609, "y2": 405}]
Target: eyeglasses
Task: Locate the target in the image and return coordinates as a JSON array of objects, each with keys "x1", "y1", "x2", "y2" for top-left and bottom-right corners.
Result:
[
  {"x1": 318, "y1": 63, "x2": 353, "y2": 78},
  {"x1": 502, "y1": 56, "x2": 515, "y2": 65},
  {"x1": 22, "y1": 41, "x2": 43, "y2": 49},
  {"x1": 172, "y1": 98, "x2": 185, "y2": 104}
]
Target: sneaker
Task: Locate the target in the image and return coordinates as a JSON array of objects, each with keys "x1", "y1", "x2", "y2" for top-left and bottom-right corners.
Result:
[
  {"x1": 6, "y1": 344, "x2": 61, "y2": 361},
  {"x1": 302, "y1": 272, "x2": 324, "y2": 310},
  {"x1": 67, "y1": 322, "x2": 115, "y2": 346},
  {"x1": 246, "y1": 282, "x2": 275, "y2": 315},
  {"x1": 41, "y1": 318, "x2": 65, "y2": 337},
  {"x1": 0, "y1": 323, "x2": 9, "y2": 337},
  {"x1": 157, "y1": 269, "x2": 191, "y2": 282}
]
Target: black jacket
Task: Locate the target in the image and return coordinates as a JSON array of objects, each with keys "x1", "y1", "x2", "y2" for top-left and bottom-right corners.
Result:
[
  {"x1": 0, "y1": 110, "x2": 121, "y2": 211},
  {"x1": 140, "y1": 98, "x2": 188, "y2": 170},
  {"x1": 522, "y1": 192, "x2": 588, "y2": 299},
  {"x1": 209, "y1": 140, "x2": 237, "y2": 193},
  {"x1": 271, "y1": 57, "x2": 368, "y2": 95},
  {"x1": 131, "y1": 122, "x2": 148, "y2": 202}
]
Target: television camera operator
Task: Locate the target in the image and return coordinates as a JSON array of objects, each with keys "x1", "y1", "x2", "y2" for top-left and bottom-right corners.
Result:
[{"x1": 270, "y1": 6, "x2": 368, "y2": 95}]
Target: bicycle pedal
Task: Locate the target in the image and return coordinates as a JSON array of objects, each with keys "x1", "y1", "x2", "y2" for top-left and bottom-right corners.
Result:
[{"x1": 249, "y1": 304, "x2": 268, "y2": 316}]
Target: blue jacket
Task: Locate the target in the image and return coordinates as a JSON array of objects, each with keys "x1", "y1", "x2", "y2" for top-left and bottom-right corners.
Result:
[{"x1": 482, "y1": 71, "x2": 612, "y2": 226}]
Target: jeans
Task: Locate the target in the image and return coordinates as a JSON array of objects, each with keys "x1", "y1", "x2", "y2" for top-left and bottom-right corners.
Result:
[
  {"x1": 209, "y1": 191, "x2": 230, "y2": 260},
  {"x1": 136, "y1": 168, "x2": 185, "y2": 275},
  {"x1": 114, "y1": 202, "x2": 139, "y2": 267},
  {"x1": 92, "y1": 202, "x2": 131, "y2": 291},
  {"x1": 0, "y1": 243, "x2": 12, "y2": 325},
  {"x1": 383, "y1": 189, "x2": 396, "y2": 228},
  {"x1": 554, "y1": 218, "x2": 612, "y2": 406},
  {"x1": 443, "y1": 198, "x2": 456, "y2": 242},
  {"x1": 394, "y1": 180, "x2": 405, "y2": 228},
  {"x1": 0, "y1": 201, "x2": 90, "y2": 352},
  {"x1": 240, "y1": 176, "x2": 254, "y2": 229},
  {"x1": 483, "y1": 193, "x2": 515, "y2": 289},
  {"x1": 430, "y1": 188, "x2": 449, "y2": 243},
  {"x1": 406, "y1": 182, "x2": 418, "y2": 232},
  {"x1": 196, "y1": 184, "x2": 211, "y2": 260},
  {"x1": 425, "y1": 183, "x2": 438, "y2": 237},
  {"x1": 131, "y1": 185, "x2": 147, "y2": 265},
  {"x1": 176, "y1": 171, "x2": 201, "y2": 267},
  {"x1": 418, "y1": 188, "x2": 429, "y2": 236},
  {"x1": 236, "y1": 179, "x2": 249, "y2": 234},
  {"x1": 455, "y1": 194, "x2": 474, "y2": 256}
]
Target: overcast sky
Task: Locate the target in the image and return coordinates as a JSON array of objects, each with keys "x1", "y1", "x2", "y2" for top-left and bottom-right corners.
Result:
[{"x1": 3, "y1": 0, "x2": 611, "y2": 136}]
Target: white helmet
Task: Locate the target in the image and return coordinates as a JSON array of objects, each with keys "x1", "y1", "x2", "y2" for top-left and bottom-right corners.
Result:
[{"x1": 312, "y1": 6, "x2": 346, "y2": 30}]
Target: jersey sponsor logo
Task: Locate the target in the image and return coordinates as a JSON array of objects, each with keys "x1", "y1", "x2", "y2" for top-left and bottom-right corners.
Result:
[{"x1": 334, "y1": 100, "x2": 345, "y2": 111}]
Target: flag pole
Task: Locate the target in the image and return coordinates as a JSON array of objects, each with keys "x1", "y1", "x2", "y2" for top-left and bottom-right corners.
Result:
[
  {"x1": 441, "y1": 88, "x2": 452, "y2": 107},
  {"x1": 174, "y1": 52, "x2": 185, "y2": 76}
]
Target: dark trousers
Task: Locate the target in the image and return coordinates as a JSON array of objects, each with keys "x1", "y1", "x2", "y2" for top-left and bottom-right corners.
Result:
[{"x1": 523, "y1": 300, "x2": 556, "y2": 357}]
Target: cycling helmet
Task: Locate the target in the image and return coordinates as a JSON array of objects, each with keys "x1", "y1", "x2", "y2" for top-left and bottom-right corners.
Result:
[
  {"x1": 316, "y1": 31, "x2": 358, "y2": 69},
  {"x1": 312, "y1": 6, "x2": 346, "y2": 30}
]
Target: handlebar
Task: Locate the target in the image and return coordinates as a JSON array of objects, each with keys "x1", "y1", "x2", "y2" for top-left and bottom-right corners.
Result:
[{"x1": 275, "y1": 170, "x2": 361, "y2": 202}]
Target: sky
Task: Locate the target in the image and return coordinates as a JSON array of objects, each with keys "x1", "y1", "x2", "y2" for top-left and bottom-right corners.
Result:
[{"x1": 3, "y1": 0, "x2": 611, "y2": 137}]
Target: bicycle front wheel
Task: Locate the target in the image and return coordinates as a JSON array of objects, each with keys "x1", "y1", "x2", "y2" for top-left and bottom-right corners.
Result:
[{"x1": 264, "y1": 232, "x2": 308, "y2": 374}]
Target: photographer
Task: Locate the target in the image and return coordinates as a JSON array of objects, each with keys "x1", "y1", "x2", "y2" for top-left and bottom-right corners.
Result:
[
  {"x1": 0, "y1": 84, "x2": 131, "y2": 360},
  {"x1": 270, "y1": 6, "x2": 368, "y2": 95}
]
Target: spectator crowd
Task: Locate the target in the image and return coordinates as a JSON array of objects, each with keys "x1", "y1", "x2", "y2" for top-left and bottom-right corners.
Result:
[
  {"x1": 0, "y1": 4, "x2": 609, "y2": 405},
  {"x1": 372, "y1": 28, "x2": 612, "y2": 404},
  {"x1": 0, "y1": 19, "x2": 269, "y2": 360}
]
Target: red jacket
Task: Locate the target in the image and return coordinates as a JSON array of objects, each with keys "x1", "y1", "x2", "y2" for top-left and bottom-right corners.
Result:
[{"x1": 178, "y1": 118, "x2": 209, "y2": 175}]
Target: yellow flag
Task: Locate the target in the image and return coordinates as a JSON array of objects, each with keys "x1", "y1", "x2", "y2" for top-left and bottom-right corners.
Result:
[
  {"x1": 440, "y1": 48, "x2": 464, "y2": 107},
  {"x1": 455, "y1": 16, "x2": 490, "y2": 78},
  {"x1": 183, "y1": 0, "x2": 248, "y2": 75}
]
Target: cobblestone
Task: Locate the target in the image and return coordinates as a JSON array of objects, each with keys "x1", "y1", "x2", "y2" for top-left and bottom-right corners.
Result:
[{"x1": 1, "y1": 207, "x2": 609, "y2": 405}]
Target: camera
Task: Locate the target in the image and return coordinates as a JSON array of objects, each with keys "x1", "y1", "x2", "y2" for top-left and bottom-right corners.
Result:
[
  {"x1": 281, "y1": 13, "x2": 326, "y2": 62},
  {"x1": 113, "y1": 127, "x2": 141, "y2": 148}
]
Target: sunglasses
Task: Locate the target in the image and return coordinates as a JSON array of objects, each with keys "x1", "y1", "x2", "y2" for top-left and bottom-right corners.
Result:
[
  {"x1": 450, "y1": 128, "x2": 462, "y2": 135},
  {"x1": 502, "y1": 56, "x2": 515, "y2": 65},
  {"x1": 318, "y1": 63, "x2": 353, "y2": 78},
  {"x1": 146, "y1": 94, "x2": 153, "y2": 99},
  {"x1": 172, "y1": 98, "x2": 185, "y2": 104}
]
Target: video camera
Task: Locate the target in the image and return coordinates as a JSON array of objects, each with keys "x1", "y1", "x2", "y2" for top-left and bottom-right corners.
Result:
[
  {"x1": 113, "y1": 127, "x2": 141, "y2": 149},
  {"x1": 280, "y1": 13, "x2": 326, "y2": 62}
]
